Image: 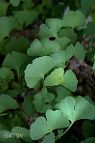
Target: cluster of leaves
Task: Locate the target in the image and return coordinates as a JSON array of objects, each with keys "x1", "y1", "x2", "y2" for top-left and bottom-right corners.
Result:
[
  {"x1": 0, "y1": 1, "x2": 95, "y2": 143},
  {"x1": 0, "y1": 0, "x2": 65, "y2": 47}
]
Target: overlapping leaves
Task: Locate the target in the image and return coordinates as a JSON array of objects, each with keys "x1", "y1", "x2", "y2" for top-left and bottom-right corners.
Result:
[
  {"x1": 25, "y1": 56, "x2": 56, "y2": 88},
  {"x1": 30, "y1": 96, "x2": 95, "y2": 140}
]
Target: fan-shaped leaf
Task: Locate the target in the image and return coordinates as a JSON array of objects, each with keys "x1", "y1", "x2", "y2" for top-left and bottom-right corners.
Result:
[{"x1": 25, "y1": 56, "x2": 56, "y2": 88}]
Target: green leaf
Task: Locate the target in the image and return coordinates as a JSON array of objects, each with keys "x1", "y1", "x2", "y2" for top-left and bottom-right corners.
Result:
[
  {"x1": 27, "y1": 38, "x2": 60, "y2": 57},
  {"x1": 74, "y1": 42, "x2": 86, "y2": 60},
  {"x1": 0, "y1": 67, "x2": 14, "y2": 81},
  {"x1": 62, "y1": 70, "x2": 78, "y2": 92},
  {"x1": 81, "y1": 137, "x2": 95, "y2": 143},
  {"x1": 62, "y1": 10, "x2": 86, "y2": 28},
  {"x1": 3, "y1": 36, "x2": 30, "y2": 54},
  {"x1": 46, "y1": 109, "x2": 70, "y2": 131},
  {"x1": 44, "y1": 68, "x2": 64, "y2": 86},
  {"x1": 56, "y1": 37, "x2": 71, "y2": 49},
  {"x1": 50, "y1": 51, "x2": 67, "y2": 67},
  {"x1": 22, "y1": 96, "x2": 34, "y2": 116},
  {"x1": 65, "y1": 44, "x2": 75, "y2": 60},
  {"x1": 14, "y1": 10, "x2": 38, "y2": 26},
  {"x1": 0, "y1": 17, "x2": 17, "y2": 41},
  {"x1": 9, "y1": 0, "x2": 22, "y2": 6},
  {"x1": 82, "y1": 121, "x2": 95, "y2": 138},
  {"x1": 42, "y1": 133, "x2": 55, "y2": 143},
  {"x1": 42, "y1": 88, "x2": 55, "y2": 103},
  {"x1": 0, "y1": 94, "x2": 18, "y2": 114},
  {"x1": 81, "y1": 0, "x2": 95, "y2": 14},
  {"x1": 33, "y1": 88, "x2": 53, "y2": 113},
  {"x1": 0, "y1": 0, "x2": 9, "y2": 16},
  {"x1": 25, "y1": 56, "x2": 56, "y2": 88},
  {"x1": 56, "y1": 96, "x2": 95, "y2": 123},
  {"x1": 55, "y1": 86, "x2": 71, "y2": 102},
  {"x1": 58, "y1": 28, "x2": 77, "y2": 42},
  {"x1": 0, "y1": 130, "x2": 12, "y2": 141},
  {"x1": 3, "y1": 51, "x2": 30, "y2": 73},
  {"x1": 45, "y1": 18, "x2": 62, "y2": 37},
  {"x1": 30, "y1": 117, "x2": 49, "y2": 140},
  {"x1": 12, "y1": 126, "x2": 31, "y2": 142},
  {"x1": 39, "y1": 18, "x2": 62, "y2": 38},
  {"x1": 44, "y1": 68, "x2": 77, "y2": 92}
]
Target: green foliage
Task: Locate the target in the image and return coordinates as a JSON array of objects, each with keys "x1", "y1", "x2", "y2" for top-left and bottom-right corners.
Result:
[
  {"x1": 0, "y1": 1, "x2": 95, "y2": 143},
  {"x1": 0, "y1": 94, "x2": 18, "y2": 114}
]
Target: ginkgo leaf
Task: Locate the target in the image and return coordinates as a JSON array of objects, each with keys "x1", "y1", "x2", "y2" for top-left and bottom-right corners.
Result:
[
  {"x1": 0, "y1": 0, "x2": 9, "y2": 16},
  {"x1": 44, "y1": 68, "x2": 64, "y2": 86},
  {"x1": 25, "y1": 56, "x2": 56, "y2": 88},
  {"x1": 81, "y1": 137, "x2": 95, "y2": 143},
  {"x1": 9, "y1": 0, "x2": 21, "y2": 6},
  {"x1": 0, "y1": 17, "x2": 17, "y2": 41},
  {"x1": 12, "y1": 126, "x2": 31, "y2": 142},
  {"x1": 50, "y1": 51, "x2": 67, "y2": 67},
  {"x1": 42, "y1": 133, "x2": 55, "y2": 143},
  {"x1": 39, "y1": 18, "x2": 62, "y2": 38},
  {"x1": 74, "y1": 42, "x2": 86, "y2": 60},
  {"x1": 62, "y1": 10, "x2": 86, "y2": 28},
  {"x1": 27, "y1": 38, "x2": 60, "y2": 56},
  {"x1": 55, "y1": 96, "x2": 95, "y2": 123},
  {"x1": 13, "y1": 10, "x2": 38, "y2": 26},
  {"x1": 0, "y1": 94, "x2": 18, "y2": 114},
  {"x1": 46, "y1": 109, "x2": 70, "y2": 131},
  {"x1": 0, "y1": 67, "x2": 14, "y2": 81},
  {"x1": 45, "y1": 18, "x2": 62, "y2": 37},
  {"x1": 30, "y1": 117, "x2": 49, "y2": 140},
  {"x1": 39, "y1": 24, "x2": 51, "y2": 38},
  {"x1": 62, "y1": 70, "x2": 78, "y2": 92},
  {"x1": 3, "y1": 52, "x2": 30, "y2": 73},
  {"x1": 56, "y1": 37, "x2": 71, "y2": 49},
  {"x1": 33, "y1": 88, "x2": 54, "y2": 113},
  {"x1": 58, "y1": 28, "x2": 77, "y2": 42}
]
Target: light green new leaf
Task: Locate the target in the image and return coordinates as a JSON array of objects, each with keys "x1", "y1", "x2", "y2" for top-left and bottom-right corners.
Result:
[
  {"x1": 12, "y1": 126, "x2": 31, "y2": 142},
  {"x1": 0, "y1": 67, "x2": 14, "y2": 81},
  {"x1": 46, "y1": 109, "x2": 70, "y2": 131},
  {"x1": 25, "y1": 56, "x2": 56, "y2": 88},
  {"x1": 3, "y1": 51, "x2": 30, "y2": 73},
  {"x1": 42, "y1": 133, "x2": 55, "y2": 143},
  {"x1": 44, "y1": 68, "x2": 64, "y2": 86},
  {"x1": 27, "y1": 38, "x2": 60, "y2": 57},
  {"x1": 56, "y1": 96, "x2": 95, "y2": 123},
  {"x1": 74, "y1": 42, "x2": 86, "y2": 60},
  {"x1": 0, "y1": 17, "x2": 17, "y2": 41},
  {"x1": 30, "y1": 117, "x2": 49, "y2": 140},
  {"x1": 62, "y1": 10, "x2": 86, "y2": 28},
  {"x1": 62, "y1": 70, "x2": 78, "y2": 92},
  {"x1": 0, "y1": 94, "x2": 18, "y2": 114}
]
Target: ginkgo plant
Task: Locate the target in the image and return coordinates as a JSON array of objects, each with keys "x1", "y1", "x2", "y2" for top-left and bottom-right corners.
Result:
[
  {"x1": 0, "y1": 9, "x2": 95, "y2": 143},
  {"x1": 24, "y1": 10, "x2": 95, "y2": 143}
]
